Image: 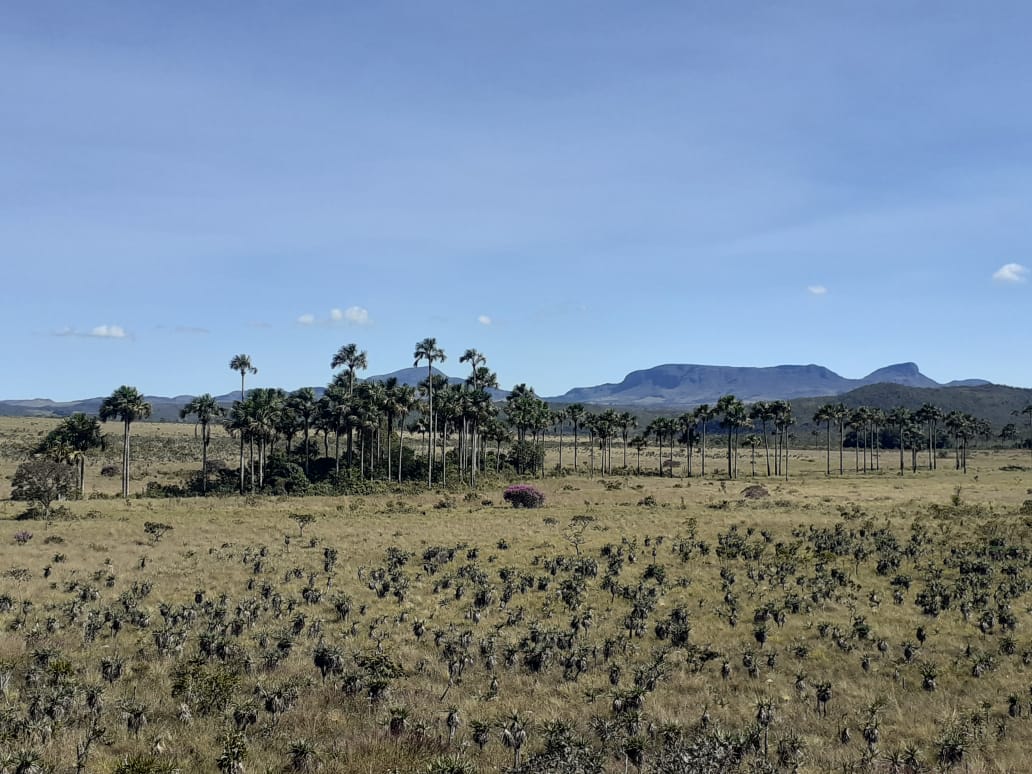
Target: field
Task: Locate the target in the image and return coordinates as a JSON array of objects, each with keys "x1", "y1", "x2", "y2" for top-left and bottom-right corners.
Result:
[{"x1": 2, "y1": 417, "x2": 1032, "y2": 773}]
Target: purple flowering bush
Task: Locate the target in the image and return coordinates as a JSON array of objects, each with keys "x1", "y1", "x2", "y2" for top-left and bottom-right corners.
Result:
[{"x1": 503, "y1": 484, "x2": 545, "y2": 509}]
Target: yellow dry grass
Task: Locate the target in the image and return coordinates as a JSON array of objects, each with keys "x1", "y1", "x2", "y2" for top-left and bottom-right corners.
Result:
[{"x1": 1, "y1": 416, "x2": 1031, "y2": 772}]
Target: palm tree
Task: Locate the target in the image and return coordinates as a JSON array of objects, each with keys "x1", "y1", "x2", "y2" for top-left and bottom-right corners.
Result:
[
  {"x1": 695, "y1": 404, "x2": 715, "y2": 477},
  {"x1": 630, "y1": 435, "x2": 648, "y2": 474},
  {"x1": 646, "y1": 418, "x2": 666, "y2": 477},
  {"x1": 99, "y1": 386, "x2": 152, "y2": 498},
  {"x1": 618, "y1": 411, "x2": 637, "y2": 471},
  {"x1": 831, "y1": 403, "x2": 849, "y2": 475},
  {"x1": 229, "y1": 355, "x2": 257, "y2": 493},
  {"x1": 743, "y1": 434, "x2": 762, "y2": 477},
  {"x1": 770, "y1": 400, "x2": 793, "y2": 478},
  {"x1": 331, "y1": 344, "x2": 368, "y2": 468},
  {"x1": 180, "y1": 394, "x2": 225, "y2": 494},
  {"x1": 460, "y1": 349, "x2": 489, "y2": 483},
  {"x1": 331, "y1": 343, "x2": 368, "y2": 395},
  {"x1": 36, "y1": 412, "x2": 104, "y2": 498},
  {"x1": 413, "y1": 338, "x2": 446, "y2": 487},
  {"x1": 390, "y1": 382, "x2": 417, "y2": 483},
  {"x1": 552, "y1": 408, "x2": 567, "y2": 472},
  {"x1": 887, "y1": 406, "x2": 912, "y2": 473},
  {"x1": 677, "y1": 411, "x2": 696, "y2": 477},
  {"x1": 748, "y1": 401, "x2": 773, "y2": 477},
  {"x1": 716, "y1": 395, "x2": 748, "y2": 479},
  {"x1": 915, "y1": 403, "x2": 943, "y2": 470},
  {"x1": 813, "y1": 404, "x2": 835, "y2": 475},
  {"x1": 566, "y1": 403, "x2": 586, "y2": 473},
  {"x1": 287, "y1": 388, "x2": 319, "y2": 477}
]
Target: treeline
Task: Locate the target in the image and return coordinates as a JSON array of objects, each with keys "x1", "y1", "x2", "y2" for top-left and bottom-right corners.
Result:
[{"x1": 20, "y1": 342, "x2": 1032, "y2": 499}]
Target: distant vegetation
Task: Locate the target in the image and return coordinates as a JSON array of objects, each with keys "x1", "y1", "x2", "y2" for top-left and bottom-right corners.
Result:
[
  {"x1": 3, "y1": 344, "x2": 1032, "y2": 772},
  {"x1": 10, "y1": 344, "x2": 1032, "y2": 502}
]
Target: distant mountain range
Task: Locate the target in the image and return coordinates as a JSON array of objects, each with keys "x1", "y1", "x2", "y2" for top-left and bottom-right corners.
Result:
[
  {"x1": 547, "y1": 362, "x2": 989, "y2": 407},
  {"x1": 0, "y1": 362, "x2": 1000, "y2": 420}
]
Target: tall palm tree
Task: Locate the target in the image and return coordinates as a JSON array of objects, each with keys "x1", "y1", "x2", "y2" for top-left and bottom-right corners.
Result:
[
  {"x1": 887, "y1": 406, "x2": 913, "y2": 473},
  {"x1": 770, "y1": 400, "x2": 793, "y2": 478},
  {"x1": 99, "y1": 386, "x2": 152, "y2": 498},
  {"x1": 915, "y1": 403, "x2": 943, "y2": 471},
  {"x1": 831, "y1": 403, "x2": 849, "y2": 475},
  {"x1": 551, "y1": 408, "x2": 567, "y2": 472},
  {"x1": 677, "y1": 411, "x2": 696, "y2": 477},
  {"x1": 390, "y1": 382, "x2": 417, "y2": 483},
  {"x1": 630, "y1": 435, "x2": 648, "y2": 474},
  {"x1": 331, "y1": 343, "x2": 368, "y2": 395},
  {"x1": 460, "y1": 349, "x2": 489, "y2": 483},
  {"x1": 646, "y1": 418, "x2": 665, "y2": 477},
  {"x1": 229, "y1": 355, "x2": 257, "y2": 493},
  {"x1": 717, "y1": 395, "x2": 747, "y2": 479},
  {"x1": 695, "y1": 404, "x2": 715, "y2": 477},
  {"x1": 813, "y1": 404, "x2": 835, "y2": 475},
  {"x1": 743, "y1": 434, "x2": 762, "y2": 477},
  {"x1": 36, "y1": 412, "x2": 104, "y2": 498},
  {"x1": 748, "y1": 401, "x2": 773, "y2": 477},
  {"x1": 331, "y1": 344, "x2": 368, "y2": 468},
  {"x1": 287, "y1": 387, "x2": 319, "y2": 477},
  {"x1": 413, "y1": 338, "x2": 446, "y2": 487},
  {"x1": 566, "y1": 403, "x2": 586, "y2": 473},
  {"x1": 180, "y1": 394, "x2": 225, "y2": 494},
  {"x1": 618, "y1": 411, "x2": 637, "y2": 471}
]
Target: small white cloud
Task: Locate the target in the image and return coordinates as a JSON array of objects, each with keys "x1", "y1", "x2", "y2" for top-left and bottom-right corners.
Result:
[
  {"x1": 807, "y1": 285, "x2": 828, "y2": 296},
  {"x1": 478, "y1": 314, "x2": 492, "y2": 326},
  {"x1": 297, "y1": 313, "x2": 315, "y2": 325},
  {"x1": 89, "y1": 324, "x2": 127, "y2": 338},
  {"x1": 329, "y1": 308, "x2": 343, "y2": 321},
  {"x1": 993, "y1": 263, "x2": 1028, "y2": 283},
  {"x1": 343, "y1": 306, "x2": 370, "y2": 326}
]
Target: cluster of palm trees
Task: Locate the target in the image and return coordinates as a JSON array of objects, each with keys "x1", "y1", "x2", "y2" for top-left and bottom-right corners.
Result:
[
  {"x1": 214, "y1": 342, "x2": 519, "y2": 493},
  {"x1": 32, "y1": 342, "x2": 1032, "y2": 498},
  {"x1": 811, "y1": 402, "x2": 996, "y2": 475}
]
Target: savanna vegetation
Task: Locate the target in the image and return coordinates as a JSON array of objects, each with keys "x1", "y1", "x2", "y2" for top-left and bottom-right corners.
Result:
[{"x1": 2, "y1": 345, "x2": 1032, "y2": 773}]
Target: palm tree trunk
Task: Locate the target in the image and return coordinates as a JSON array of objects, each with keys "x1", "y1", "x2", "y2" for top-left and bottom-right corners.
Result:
[
  {"x1": 201, "y1": 429, "x2": 209, "y2": 495},
  {"x1": 122, "y1": 419, "x2": 130, "y2": 498},
  {"x1": 239, "y1": 373, "x2": 246, "y2": 494},
  {"x1": 398, "y1": 424, "x2": 405, "y2": 483},
  {"x1": 427, "y1": 368, "x2": 434, "y2": 488}
]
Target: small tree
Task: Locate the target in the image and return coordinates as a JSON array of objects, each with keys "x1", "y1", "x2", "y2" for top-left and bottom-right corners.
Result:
[
  {"x1": 11, "y1": 459, "x2": 76, "y2": 520},
  {"x1": 144, "y1": 521, "x2": 173, "y2": 543},
  {"x1": 290, "y1": 513, "x2": 316, "y2": 537}
]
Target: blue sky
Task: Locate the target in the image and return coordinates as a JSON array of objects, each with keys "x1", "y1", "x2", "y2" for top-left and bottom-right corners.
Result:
[{"x1": 3, "y1": 2, "x2": 1030, "y2": 401}]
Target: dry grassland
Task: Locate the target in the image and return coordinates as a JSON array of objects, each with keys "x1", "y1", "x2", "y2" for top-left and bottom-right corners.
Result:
[{"x1": 1, "y1": 417, "x2": 1031, "y2": 772}]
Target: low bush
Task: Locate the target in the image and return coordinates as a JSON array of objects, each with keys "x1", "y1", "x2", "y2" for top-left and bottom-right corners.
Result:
[{"x1": 503, "y1": 484, "x2": 545, "y2": 509}]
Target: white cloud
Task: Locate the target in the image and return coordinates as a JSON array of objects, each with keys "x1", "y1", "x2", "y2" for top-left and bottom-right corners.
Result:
[
  {"x1": 297, "y1": 313, "x2": 315, "y2": 325},
  {"x1": 807, "y1": 285, "x2": 828, "y2": 296},
  {"x1": 478, "y1": 314, "x2": 492, "y2": 325},
  {"x1": 329, "y1": 308, "x2": 343, "y2": 321},
  {"x1": 89, "y1": 324, "x2": 127, "y2": 338},
  {"x1": 993, "y1": 263, "x2": 1029, "y2": 283},
  {"x1": 343, "y1": 306, "x2": 370, "y2": 325}
]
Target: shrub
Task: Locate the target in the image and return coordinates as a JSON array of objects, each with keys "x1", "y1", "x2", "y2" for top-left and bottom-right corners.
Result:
[
  {"x1": 503, "y1": 484, "x2": 545, "y2": 509},
  {"x1": 11, "y1": 459, "x2": 76, "y2": 519}
]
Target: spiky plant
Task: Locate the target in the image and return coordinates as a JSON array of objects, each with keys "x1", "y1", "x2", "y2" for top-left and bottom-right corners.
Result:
[{"x1": 501, "y1": 712, "x2": 529, "y2": 769}]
